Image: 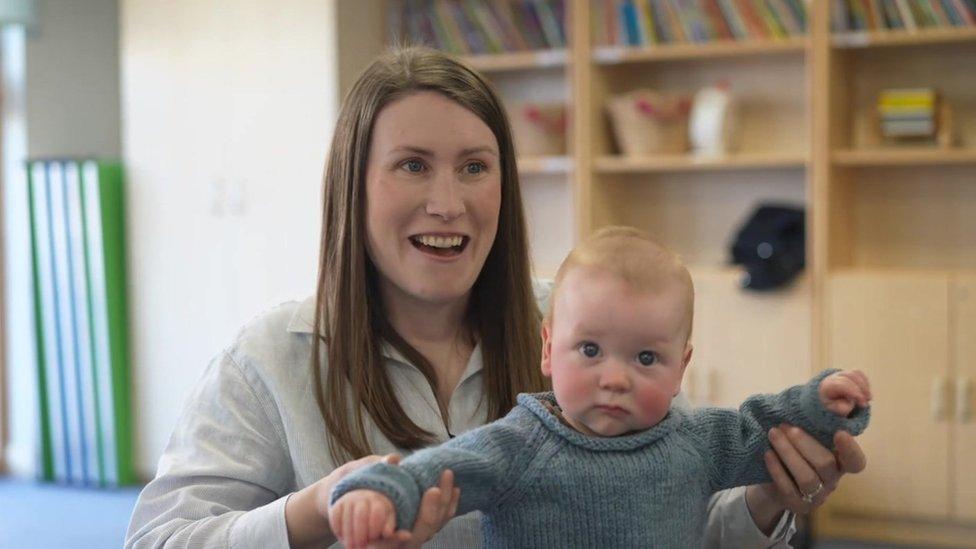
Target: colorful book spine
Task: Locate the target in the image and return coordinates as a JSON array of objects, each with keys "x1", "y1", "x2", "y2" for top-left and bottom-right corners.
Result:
[{"x1": 28, "y1": 159, "x2": 134, "y2": 487}]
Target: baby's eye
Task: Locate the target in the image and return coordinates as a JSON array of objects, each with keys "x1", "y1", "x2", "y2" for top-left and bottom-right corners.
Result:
[
  {"x1": 402, "y1": 159, "x2": 426, "y2": 173},
  {"x1": 637, "y1": 351, "x2": 658, "y2": 366},
  {"x1": 579, "y1": 342, "x2": 600, "y2": 358},
  {"x1": 463, "y1": 161, "x2": 487, "y2": 175}
]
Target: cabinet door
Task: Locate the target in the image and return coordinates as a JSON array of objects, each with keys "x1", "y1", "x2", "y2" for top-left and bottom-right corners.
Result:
[
  {"x1": 828, "y1": 272, "x2": 950, "y2": 519},
  {"x1": 953, "y1": 275, "x2": 976, "y2": 521},
  {"x1": 688, "y1": 270, "x2": 811, "y2": 408}
]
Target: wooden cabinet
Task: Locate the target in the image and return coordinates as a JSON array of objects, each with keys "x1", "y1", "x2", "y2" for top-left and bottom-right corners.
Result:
[
  {"x1": 823, "y1": 271, "x2": 976, "y2": 545},
  {"x1": 688, "y1": 269, "x2": 810, "y2": 408}
]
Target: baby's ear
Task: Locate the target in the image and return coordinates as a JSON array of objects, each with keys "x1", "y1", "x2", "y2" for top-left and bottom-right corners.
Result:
[
  {"x1": 675, "y1": 343, "x2": 693, "y2": 396},
  {"x1": 540, "y1": 322, "x2": 553, "y2": 378}
]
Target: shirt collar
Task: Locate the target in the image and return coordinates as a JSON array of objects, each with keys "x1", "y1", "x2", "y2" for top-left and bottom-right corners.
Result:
[{"x1": 286, "y1": 296, "x2": 484, "y2": 381}]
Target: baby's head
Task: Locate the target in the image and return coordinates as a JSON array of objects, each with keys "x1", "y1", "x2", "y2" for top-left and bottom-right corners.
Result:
[{"x1": 541, "y1": 226, "x2": 694, "y2": 437}]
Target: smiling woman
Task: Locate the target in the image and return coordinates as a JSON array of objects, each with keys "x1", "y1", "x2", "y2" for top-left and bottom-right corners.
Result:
[{"x1": 125, "y1": 46, "x2": 868, "y2": 549}]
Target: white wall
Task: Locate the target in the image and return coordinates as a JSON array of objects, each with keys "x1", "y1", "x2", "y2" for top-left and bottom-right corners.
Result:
[
  {"x1": 120, "y1": 0, "x2": 337, "y2": 478},
  {"x1": 3, "y1": 0, "x2": 122, "y2": 476}
]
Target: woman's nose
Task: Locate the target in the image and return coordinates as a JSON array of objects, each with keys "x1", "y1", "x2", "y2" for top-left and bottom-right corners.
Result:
[
  {"x1": 425, "y1": 171, "x2": 466, "y2": 220},
  {"x1": 599, "y1": 362, "x2": 631, "y2": 392}
]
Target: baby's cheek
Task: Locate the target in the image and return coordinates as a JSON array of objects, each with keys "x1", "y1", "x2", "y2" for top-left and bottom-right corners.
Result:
[{"x1": 634, "y1": 385, "x2": 673, "y2": 425}]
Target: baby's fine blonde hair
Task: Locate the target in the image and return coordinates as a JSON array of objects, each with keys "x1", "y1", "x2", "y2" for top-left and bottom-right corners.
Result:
[{"x1": 546, "y1": 226, "x2": 695, "y2": 338}]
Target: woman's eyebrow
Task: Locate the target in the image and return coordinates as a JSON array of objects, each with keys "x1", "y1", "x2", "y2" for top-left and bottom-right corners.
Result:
[{"x1": 388, "y1": 145, "x2": 498, "y2": 158}]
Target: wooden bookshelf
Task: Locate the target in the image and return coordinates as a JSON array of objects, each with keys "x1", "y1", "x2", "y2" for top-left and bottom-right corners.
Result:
[
  {"x1": 462, "y1": 49, "x2": 568, "y2": 72},
  {"x1": 517, "y1": 155, "x2": 572, "y2": 174},
  {"x1": 593, "y1": 38, "x2": 807, "y2": 64},
  {"x1": 595, "y1": 152, "x2": 807, "y2": 173},
  {"x1": 342, "y1": 1, "x2": 976, "y2": 545},
  {"x1": 833, "y1": 147, "x2": 976, "y2": 166},
  {"x1": 833, "y1": 26, "x2": 976, "y2": 48}
]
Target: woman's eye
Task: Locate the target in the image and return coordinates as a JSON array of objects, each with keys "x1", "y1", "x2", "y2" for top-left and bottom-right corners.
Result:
[
  {"x1": 637, "y1": 351, "x2": 658, "y2": 366},
  {"x1": 464, "y1": 161, "x2": 487, "y2": 175},
  {"x1": 580, "y1": 342, "x2": 600, "y2": 358},
  {"x1": 402, "y1": 159, "x2": 425, "y2": 173}
]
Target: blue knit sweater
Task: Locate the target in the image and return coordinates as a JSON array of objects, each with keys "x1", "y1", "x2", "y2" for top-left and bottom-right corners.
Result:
[{"x1": 332, "y1": 369, "x2": 870, "y2": 548}]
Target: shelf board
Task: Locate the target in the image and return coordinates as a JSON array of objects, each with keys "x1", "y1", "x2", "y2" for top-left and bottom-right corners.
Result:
[
  {"x1": 595, "y1": 152, "x2": 807, "y2": 173},
  {"x1": 518, "y1": 155, "x2": 572, "y2": 175},
  {"x1": 592, "y1": 38, "x2": 807, "y2": 64},
  {"x1": 832, "y1": 27, "x2": 976, "y2": 49},
  {"x1": 832, "y1": 147, "x2": 976, "y2": 167},
  {"x1": 460, "y1": 49, "x2": 567, "y2": 72}
]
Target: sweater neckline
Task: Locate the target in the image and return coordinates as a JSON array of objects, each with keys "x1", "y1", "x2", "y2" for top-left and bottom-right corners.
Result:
[{"x1": 517, "y1": 392, "x2": 682, "y2": 451}]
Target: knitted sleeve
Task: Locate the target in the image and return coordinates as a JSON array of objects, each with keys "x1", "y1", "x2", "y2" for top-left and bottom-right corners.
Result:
[
  {"x1": 330, "y1": 410, "x2": 543, "y2": 531},
  {"x1": 684, "y1": 368, "x2": 871, "y2": 493}
]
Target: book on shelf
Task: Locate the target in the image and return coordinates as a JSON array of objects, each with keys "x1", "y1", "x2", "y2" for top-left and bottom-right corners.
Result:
[
  {"x1": 388, "y1": 0, "x2": 566, "y2": 56},
  {"x1": 832, "y1": 0, "x2": 976, "y2": 32},
  {"x1": 27, "y1": 159, "x2": 135, "y2": 487},
  {"x1": 592, "y1": 0, "x2": 808, "y2": 47}
]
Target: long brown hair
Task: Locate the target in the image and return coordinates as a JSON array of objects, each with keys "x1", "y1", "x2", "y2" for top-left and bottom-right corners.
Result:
[{"x1": 313, "y1": 46, "x2": 545, "y2": 464}]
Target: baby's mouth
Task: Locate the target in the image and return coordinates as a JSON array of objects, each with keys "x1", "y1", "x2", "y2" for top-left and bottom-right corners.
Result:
[{"x1": 409, "y1": 234, "x2": 469, "y2": 257}]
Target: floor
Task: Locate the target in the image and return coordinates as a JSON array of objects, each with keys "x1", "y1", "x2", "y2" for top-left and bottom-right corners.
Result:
[{"x1": 0, "y1": 477, "x2": 933, "y2": 548}]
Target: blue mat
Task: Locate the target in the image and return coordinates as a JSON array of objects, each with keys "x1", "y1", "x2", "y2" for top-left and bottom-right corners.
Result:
[{"x1": 0, "y1": 477, "x2": 141, "y2": 548}]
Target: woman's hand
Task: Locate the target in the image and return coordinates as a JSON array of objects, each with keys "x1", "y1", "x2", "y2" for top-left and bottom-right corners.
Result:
[
  {"x1": 745, "y1": 425, "x2": 867, "y2": 534},
  {"x1": 364, "y1": 467, "x2": 461, "y2": 549},
  {"x1": 287, "y1": 453, "x2": 402, "y2": 548},
  {"x1": 287, "y1": 453, "x2": 460, "y2": 548}
]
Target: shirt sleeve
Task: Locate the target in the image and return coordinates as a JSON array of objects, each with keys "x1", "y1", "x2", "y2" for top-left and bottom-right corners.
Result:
[
  {"x1": 331, "y1": 412, "x2": 541, "y2": 532},
  {"x1": 124, "y1": 351, "x2": 294, "y2": 549},
  {"x1": 702, "y1": 487, "x2": 797, "y2": 549}
]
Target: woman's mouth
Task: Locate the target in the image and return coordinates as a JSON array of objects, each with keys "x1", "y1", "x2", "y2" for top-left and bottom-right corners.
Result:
[{"x1": 409, "y1": 234, "x2": 469, "y2": 257}]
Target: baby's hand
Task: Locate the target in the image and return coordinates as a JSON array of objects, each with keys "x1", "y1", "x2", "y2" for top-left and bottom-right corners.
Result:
[
  {"x1": 819, "y1": 370, "x2": 872, "y2": 417},
  {"x1": 328, "y1": 489, "x2": 403, "y2": 549}
]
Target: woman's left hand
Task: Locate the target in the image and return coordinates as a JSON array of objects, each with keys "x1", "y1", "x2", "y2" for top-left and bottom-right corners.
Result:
[
  {"x1": 364, "y1": 458, "x2": 461, "y2": 549},
  {"x1": 748, "y1": 424, "x2": 866, "y2": 523}
]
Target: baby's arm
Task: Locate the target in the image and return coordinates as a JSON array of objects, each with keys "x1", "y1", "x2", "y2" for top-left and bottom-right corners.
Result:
[
  {"x1": 688, "y1": 368, "x2": 872, "y2": 493},
  {"x1": 329, "y1": 412, "x2": 541, "y2": 534}
]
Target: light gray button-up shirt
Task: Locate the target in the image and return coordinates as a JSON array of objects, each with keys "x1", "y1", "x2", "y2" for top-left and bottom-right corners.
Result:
[{"x1": 125, "y1": 286, "x2": 795, "y2": 548}]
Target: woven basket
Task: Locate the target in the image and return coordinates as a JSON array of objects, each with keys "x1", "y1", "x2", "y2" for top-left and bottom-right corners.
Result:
[
  {"x1": 606, "y1": 90, "x2": 692, "y2": 155},
  {"x1": 509, "y1": 103, "x2": 567, "y2": 156}
]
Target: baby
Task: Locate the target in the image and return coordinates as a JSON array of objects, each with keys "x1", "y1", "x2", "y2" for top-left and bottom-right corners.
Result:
[{"x1": 329, "y1": 226, "x2": 871, "y2": 548}]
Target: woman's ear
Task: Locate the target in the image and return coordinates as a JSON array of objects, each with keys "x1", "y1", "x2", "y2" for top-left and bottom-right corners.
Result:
[{"x1": 540, "y1": 322, "x2": 553, "y2": 378}]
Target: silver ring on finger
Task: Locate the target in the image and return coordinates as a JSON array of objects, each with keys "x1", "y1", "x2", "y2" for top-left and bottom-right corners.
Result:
[{"x1": 800, "y1": 481, "x2": 825, "y2": 504}]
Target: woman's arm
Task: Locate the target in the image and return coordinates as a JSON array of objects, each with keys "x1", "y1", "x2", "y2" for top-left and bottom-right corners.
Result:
[{"x1": 125, "y1": 352, "x2": 294, "y2": 549}]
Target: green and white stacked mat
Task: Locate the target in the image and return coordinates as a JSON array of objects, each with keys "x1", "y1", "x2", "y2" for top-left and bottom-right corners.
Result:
[{"x1": 26, "y1": 159, "x2": 134, "y2": 487}]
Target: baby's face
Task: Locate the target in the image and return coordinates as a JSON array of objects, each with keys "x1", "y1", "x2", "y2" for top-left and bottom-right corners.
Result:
[{"x1": 542, "y1": 267, "x2": 691, "y2": 437}]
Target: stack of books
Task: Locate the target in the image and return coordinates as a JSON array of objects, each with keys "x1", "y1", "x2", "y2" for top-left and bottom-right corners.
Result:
[
  {"x1": 832, "y1": 0, "x2": 976, "y2": 32},
  {"x1": 388, "y1": 0, "x2": 566, "y2": 55},
  {"x1": 592, "y1": 0, "x2": 808, "y2": 47},
  {"x1": 878, "y1": 88, "x2": 938, "y2": 138},
  {"x1": 27, "y1": 159, "x2": 135, "y2": 487}
]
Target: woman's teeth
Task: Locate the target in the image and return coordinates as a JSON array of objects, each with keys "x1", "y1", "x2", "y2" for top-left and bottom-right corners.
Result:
[{"x1": 415, "y1": 235, "x2": 463, "y2": 249}]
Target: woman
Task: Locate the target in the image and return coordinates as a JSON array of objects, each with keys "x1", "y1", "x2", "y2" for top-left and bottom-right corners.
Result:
[{"x1": 125, "y1": 47, "x2": 866, "y2": 549}]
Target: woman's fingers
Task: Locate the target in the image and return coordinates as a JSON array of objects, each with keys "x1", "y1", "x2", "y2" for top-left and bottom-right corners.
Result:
[
  {"x1": 783, "y1": 425, "x2": 842, "y2": 488},
  {"x1": 834, "y1": 431, "x2": 867, "y2": 474},
  {"x1": 769, "y1": 427, "x2": 821, "y2": 493},
  {"x1": 763, "y1": 450, "x2": 802, "y2": 503}
]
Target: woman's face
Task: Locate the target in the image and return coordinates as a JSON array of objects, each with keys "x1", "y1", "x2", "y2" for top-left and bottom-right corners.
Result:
[{"x1": 364, "y1": 91, "x2": 502, "y2": 310}]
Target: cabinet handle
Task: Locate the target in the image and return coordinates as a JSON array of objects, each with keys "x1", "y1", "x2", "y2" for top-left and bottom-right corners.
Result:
[
  {"x1": 932, "y1": 377, "x2": 952, "y2": 421},
  {"x1": 958, "y1": 378, "x2": 973, "y2": 423}
]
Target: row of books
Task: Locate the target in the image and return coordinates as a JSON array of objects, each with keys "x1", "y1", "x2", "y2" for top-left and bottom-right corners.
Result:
[
  {"x1": 593, "y1": 0, "x2": 809, "y2": 47},
  {"x1": 387, "y1": 0, "x2": 567, "y2": 55},
  {"x1": 27, "y1": 159, "x2": 135, "y2": 487},
  {"x1": 832, "y1": 0, "x2": 976, "y2": 32},
  {"x1": 878, "y1": 88, "x2": 938, "y2": 137}
]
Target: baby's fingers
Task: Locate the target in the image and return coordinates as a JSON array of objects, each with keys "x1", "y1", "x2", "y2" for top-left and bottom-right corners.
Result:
[
  {"x1": 368, "y1": 499, "x2": 392, "y2": 541},
  {"x1": 847, "y1": 370, "x2": 872, "y2": 401},
  {"x1": 824, "y1": 375, "x2": 866, "y2": 406}
]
